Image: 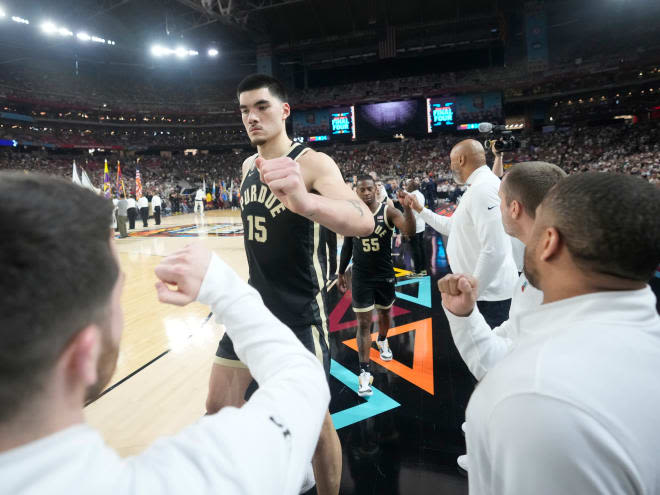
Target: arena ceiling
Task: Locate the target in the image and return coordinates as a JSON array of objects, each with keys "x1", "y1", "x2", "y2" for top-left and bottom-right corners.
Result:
[
  {"x1": 3, "y1": 0, "x2": 659, "y2": 71},
  {"x1": 8, "y1": 0, "x2": 561, "y2": 57}
]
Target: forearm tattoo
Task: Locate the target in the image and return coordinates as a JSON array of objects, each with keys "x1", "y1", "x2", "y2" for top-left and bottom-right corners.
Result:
[{"x1": 347, "y1": 199, "x2": 364, "y2": 217}]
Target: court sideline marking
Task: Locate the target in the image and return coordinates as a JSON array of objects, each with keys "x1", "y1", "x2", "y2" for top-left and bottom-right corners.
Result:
[{"x1": 85, "y1": 312, "x2": 214, "y2": 407}]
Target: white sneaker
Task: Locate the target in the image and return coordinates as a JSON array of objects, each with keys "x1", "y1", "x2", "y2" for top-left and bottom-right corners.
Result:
[
  {"x1": 358, "y1": 371, "x2": 373, "y2": 397},
  {"x1": 457, "y1": 454, "x2": 469, "y2": 473},
  {"x1": 376, "y1": 338, "x2": 393, "y2": 361}
]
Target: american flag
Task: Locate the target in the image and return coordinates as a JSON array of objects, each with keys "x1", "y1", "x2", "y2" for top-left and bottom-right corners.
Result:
[
  {"x1": 378, "y1": 26, "x2": 396, "y2": 59},
  {"x1": 135, "y1": 166, "x2": 142, "y2": 200}
]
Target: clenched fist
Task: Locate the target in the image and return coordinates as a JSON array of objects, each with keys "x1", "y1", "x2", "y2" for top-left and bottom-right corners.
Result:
[
  {"x1": 256, "y1": 156, "x2": 315, "y2": 217},
  {"x1": 398, "y1": 191, "x2": 423, "y2": 212},
  {"x1": 155, "y1": 243, "x2": 212, "y2": 306},
  {"x1": 437, "y1": 274, "x2": 478, "y2": 317}
]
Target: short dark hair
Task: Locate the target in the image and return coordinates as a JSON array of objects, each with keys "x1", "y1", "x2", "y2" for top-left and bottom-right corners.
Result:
[
  {"x1": 0, "y1": 173, "x2": 119, "y2": 422},
  {"x1": 502, "y1": 162, "x2": 567, "y2": 218},
  {"x1": 236, "y1": 74, "x2": 288, "y2": 102},
  {"x1": 541, "y1": 172, "x2": 660, "y2": 281},
  {"x1": 356, "y1": 175, "x2": 375, "y2": 185}
]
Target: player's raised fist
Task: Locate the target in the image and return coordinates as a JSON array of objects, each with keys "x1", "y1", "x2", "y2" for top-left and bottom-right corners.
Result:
[
  {"x1": 396, "y1": 189, "x2": 412, "y2": 208},
  {"x1": 256, "y1": 156, "x2": 315, "y2": 216}
]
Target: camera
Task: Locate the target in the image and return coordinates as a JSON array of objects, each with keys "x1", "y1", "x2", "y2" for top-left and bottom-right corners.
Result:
[
  {"x1": 484, "y1": 134, "x2": 521, "y2": 153},
  {"x1": 479, "y1": 122, "x2": 521, "y2": 153}
]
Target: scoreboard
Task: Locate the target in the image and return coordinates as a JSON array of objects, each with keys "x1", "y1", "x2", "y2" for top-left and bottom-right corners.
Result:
[
  {"x1": 291, "y1": 91, "x2": 502, "y2": 140},
  {"x1": 427, "y1": 98, "x2": 456, "y2": 132},
  {"x1": 330, "y1": 107, "x2": 355, "y2": 139}
]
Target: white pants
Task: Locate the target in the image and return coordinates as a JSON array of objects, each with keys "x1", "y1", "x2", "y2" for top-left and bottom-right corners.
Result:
[{"x1": 194, "y1": 200, "x2": 204, "y2": 215}]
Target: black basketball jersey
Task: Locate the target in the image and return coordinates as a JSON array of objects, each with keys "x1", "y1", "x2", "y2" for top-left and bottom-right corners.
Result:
[
  {"x1": 352, "y1": 202, "x2": 394, "y2": 281},
  {"x1": 239, "y1": 143, "x2": 328, "y2": 329}
]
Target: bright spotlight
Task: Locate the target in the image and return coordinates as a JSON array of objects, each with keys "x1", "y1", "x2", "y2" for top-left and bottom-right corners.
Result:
[
  {"x1": 91, "y1": 36, "x2": 105, "y2": 43},
  {"x1": 58, "y1": 27, "x2": 73, "y2": 37},
  {"x1": 188, "y1": 49, "x2": 198, "y2": 56},
  {"x1": 151, "y1": 44, "x2": 164, "y2": 57},
  {"x1": 0, "y1": 8, "x2": 6, "y2": 18},
  {"x1": 76, "y1": 32, "x2": 90, "y2": 41},
  {"x1": 208, "y1": 48, "x2": 219, "y2": 57},
  {"x1": 12, "y1": 16, "x2": 29, "y2": 24},
  {"x1": 175, "y1": 46, "x2": 187, "y2": 58},
  {"x1": 41, "y1": 21, "x2": 57, "y2": 34}
]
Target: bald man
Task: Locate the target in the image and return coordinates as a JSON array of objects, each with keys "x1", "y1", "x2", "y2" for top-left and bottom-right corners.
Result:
[
  {"x1": 402, "y1": 139, "x2": 517, "y2": 328},
  {"x1": 443, "y1": 173, "x2": 660, "y2": 494}
]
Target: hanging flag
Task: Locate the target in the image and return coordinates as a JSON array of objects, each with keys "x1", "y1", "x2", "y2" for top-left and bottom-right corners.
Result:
[
  {"x1": 115, "y1": 160, "x2": 126, "y2": 198},
  {"x1": 80, "y1": 168, "x2": 99, "y2": 194},
  {"x1": 202, "y1": 177, "x2": 206, "y2": 194},
  {"x1": 72, "y1": 160, "x2": 81, "y2": 185},
  {"x1": 212, "y1": 180, "x2": 216, "y2": 198},
  {"x1": 103, "y1": 159, "x2": 111, "y2": 199},
  {"x1": 378, "y1": 25, "x2": 397, "y2": 59},
  {"x1": 135, "y1": 162, "x2": 143, "y2": 200}
]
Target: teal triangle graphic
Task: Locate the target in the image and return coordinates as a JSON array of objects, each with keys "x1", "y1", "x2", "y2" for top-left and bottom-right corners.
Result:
[
  {"x1": 395, "y1": 276, "x2": 432, "y2": 308},
  {"x1": 330, "y1": 360, "x2": 400, "y2": 430}
]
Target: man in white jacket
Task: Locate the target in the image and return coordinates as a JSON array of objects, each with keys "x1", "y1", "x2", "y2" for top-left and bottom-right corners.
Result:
[
  {"x1": 441, "y1": 161, "x2": 566, "y2": 381},
  {"x1": 440, "y1": 172, "x2": 660, "y2": 494},
  {"x1": 402, "y1": 139, "x2": 518, "y2": 328},
  {"x1": 0, "y1": 173, "x2": 329, "y2": 495},
  {"x1": 441, "y1": 160, "x2": 566, "y2": 472},
  {"x1": 137, "y1": 194, "x2": 149, "y2": 227},
  {"x1": 194, "y1": 187, "x2": 205, "y2": 215},
  {"x1": 151, "y1": 191, "x2": 162, "y2": 225}
]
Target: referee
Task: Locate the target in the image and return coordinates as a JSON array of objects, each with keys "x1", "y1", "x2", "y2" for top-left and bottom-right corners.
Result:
[{"x1": 403, "y1": 139, "x2": 517, "y2": 328}]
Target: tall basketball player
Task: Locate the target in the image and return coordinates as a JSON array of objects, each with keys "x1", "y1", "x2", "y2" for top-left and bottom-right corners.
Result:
[
  {"x1": 337, "y1": 175, "x2": 416, "y2": 396},
  {"x1": 207, "y1": 74, "x2": 374, "y2": 495}
]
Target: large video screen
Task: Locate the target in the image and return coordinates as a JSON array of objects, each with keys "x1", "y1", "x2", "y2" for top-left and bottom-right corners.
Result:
[
  {"x1": 292, "y1": 106, "x2": 354, "y2": 141},
  {"x1": 292, "y1": 108, "x2": 331, "y2": 138},
  {"x1": 427, "y1": 98, "x2": 456, "y2": 132},
  {"x1": 329, "y1": 106, "x2": 355, "y2": 140},
  {"x1": 427, "y1": 93, "x2": 502, "y2": 132},
  {"x1": 355, "y1": 99, "x2": 426, "y2": 138},
  {"x1": 454, "y1": 92, "x2": 502, "y2": 124}
]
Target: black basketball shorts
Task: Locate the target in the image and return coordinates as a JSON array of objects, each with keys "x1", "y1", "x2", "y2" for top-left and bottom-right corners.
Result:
[
  {"x1": 351, "y1": 276, "x2": 396, "y2": 313},
  {"x1": 215, "y1": 322, "x2": 331, "y2": 381}
]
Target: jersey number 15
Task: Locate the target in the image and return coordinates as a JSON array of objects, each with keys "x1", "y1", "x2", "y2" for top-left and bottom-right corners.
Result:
[{"x1": 246, "y1": 215, "x2": 267, "y2": 243}]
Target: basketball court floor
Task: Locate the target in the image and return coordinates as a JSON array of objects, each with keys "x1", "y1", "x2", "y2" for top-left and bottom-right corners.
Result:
[{"x1": 84, "y1": 208, "x2": 660, "y2": 495}]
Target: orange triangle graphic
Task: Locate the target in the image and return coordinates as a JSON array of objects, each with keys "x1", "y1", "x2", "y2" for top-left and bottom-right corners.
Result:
[{"x1": 342, "y1": 318, "x2": 434, "y2": 395}]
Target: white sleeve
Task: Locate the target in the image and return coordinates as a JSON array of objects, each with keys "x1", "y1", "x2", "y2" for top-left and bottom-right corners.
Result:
[
  {"x1": 419, "y1": 207, "x2": 452, "y2": 236},
  {"x1": 469, "y1": 394, "x2": 639, "y2": 495},
  {"x1": 470, "y1": 185, "x2": 513, "y2": 297},
  {"x1": 130, "y1": 254, "x2": 329, "y2": 495},
  {"x1": 443, "y1": 305, "x2": 513, "y2": 380}
]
